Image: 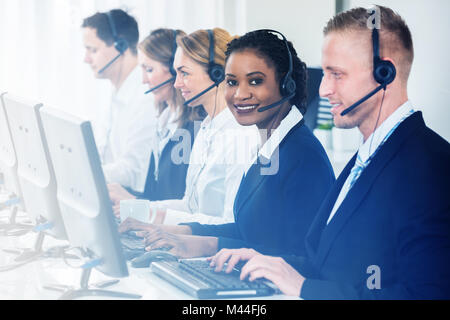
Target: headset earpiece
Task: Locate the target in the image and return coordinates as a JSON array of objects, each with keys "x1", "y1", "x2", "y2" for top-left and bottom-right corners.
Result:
[
  {"x1": 106, "y1": 11, "x2": 129, "y2": 54},
  {"x1": 256, "y1": 29, "x2": 296, "y2": 98},
  {"x1": 280, "y1": 76, "x2": 296, "y2": 97},
  {"x1": 339, "y1": 27, "x2": 397, "y2": 116},
  {"x1": 114, "y1": 38, "x2": 129, "y2": 54},
  {"x1": 372, "y1": 28, "x2": 396, "y2": 87},
  {"x1": 373, "y1": 58, "x2": 396, "y2": 87},
  {"x1": 207, "y1": 30, "x2": 225, "y2": 84}
]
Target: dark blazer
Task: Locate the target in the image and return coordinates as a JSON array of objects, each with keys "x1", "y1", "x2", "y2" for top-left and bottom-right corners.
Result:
[
  {"x1": 186, "y1": 119, "x2": 335, "y2": 257},
  {"x1": 285, "y1": 112, "x2": 450, "y2": 299},
  {"x1": 129, "y1": 120, "x2": 197, "y2": 201}
]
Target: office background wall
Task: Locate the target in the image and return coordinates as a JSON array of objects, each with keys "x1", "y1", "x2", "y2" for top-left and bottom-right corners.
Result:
[{"x1": 0, "y1": 0, "x2": 448, "y2": 142}]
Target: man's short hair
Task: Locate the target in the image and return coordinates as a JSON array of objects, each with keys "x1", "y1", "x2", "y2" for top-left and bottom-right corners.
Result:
[
  {"x1": 82, "y1": 9, "x2": 139, "y2": 55},
  {"x1": 323, "y1": 6, "x2": 414, "y2": 81}
]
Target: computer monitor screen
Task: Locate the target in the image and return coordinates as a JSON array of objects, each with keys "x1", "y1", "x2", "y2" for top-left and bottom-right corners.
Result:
[
  {"x1": 2, "y1": 93, "x2": 66, "y2": 239},
  {"x1": 40, "y1": 105, "x2": 128, "y2": 278},
  {"x1": 0, "y1": 93, "x2": 23, "y2": 203}
]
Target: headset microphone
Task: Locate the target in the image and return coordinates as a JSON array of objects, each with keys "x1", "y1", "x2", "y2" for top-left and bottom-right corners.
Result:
[
  {"x1": 144, "y1": 30, "x2": 178, "y2": 95},
  {"x1": 256, "y1": 29, "x2": 296, "y2": 113},
  {"x1": 340, "y1": 28, "x2": 396, "y2": 116},
  {"x1": 145, "y1": 76, "x2": 175, "y2": 94},
  {"x1": 257, "y1": 92, "x2": 296, "y2": 113},
  {"x1": 183, "y1": 83, "x2": 218, "y2": 106},
  {"x1": 98, "y1": 11, "x2": 129, "y2": 75},
  {"x1": 98, "y1": 53, "x2": 123, "y2": 74},
  {"x1": 183, "y1": 30, "x2": 225, "y2": 106},
  {"x1": 340, "y1": 85, "x2": 385, "y2": 116}
]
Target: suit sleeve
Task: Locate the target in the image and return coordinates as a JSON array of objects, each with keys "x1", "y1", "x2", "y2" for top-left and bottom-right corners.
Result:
[{"x1": 182, "y1": 222, "x2": 239, "y2": 238}]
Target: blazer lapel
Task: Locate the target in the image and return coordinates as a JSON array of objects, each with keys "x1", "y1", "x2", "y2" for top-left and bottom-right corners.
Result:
[
  {"x1": 313, "y1": 112, "x2": 425, "y2": 267},
  {"x1": 305, "y1": 154, "x2": 356, "y2": 257},
  {"x1": 233, "y1": 119, "x2": 305, "y2": 217},
  {"x1": 233, "y1": 160, "x2": 269, "y2": 216}
]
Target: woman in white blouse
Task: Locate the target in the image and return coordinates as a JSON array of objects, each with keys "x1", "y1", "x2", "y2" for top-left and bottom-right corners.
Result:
[
  {"x1": 108, "y1": 28, "x2": 205, "y2": 209},
  {"x1": 118, "y1": 28, "x2": 258, "y2": 227}
]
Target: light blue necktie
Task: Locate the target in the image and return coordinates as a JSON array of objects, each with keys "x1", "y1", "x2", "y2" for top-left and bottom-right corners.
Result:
[
  {"x1": 327, "y1": 109, "x2": 414, "y2": 225},
  {"x1": 347, "y1": 109, "x2": 414, "y2": 191}
]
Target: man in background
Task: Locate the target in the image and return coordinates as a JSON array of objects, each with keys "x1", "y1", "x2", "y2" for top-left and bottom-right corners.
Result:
[{"x1": 82, "y1": 9, "x2": 155, "y2": 192}]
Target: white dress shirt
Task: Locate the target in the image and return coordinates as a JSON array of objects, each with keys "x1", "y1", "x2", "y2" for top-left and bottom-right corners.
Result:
[
  {"x1": 153, "y1": 107, "x2": 259, "y2": 225},
  {"x1": 326, "y1": 100, "x2": 415, "y2": 224},
  {"x1": 94, "y1": 66, "x2": 157, "y2": 192}
]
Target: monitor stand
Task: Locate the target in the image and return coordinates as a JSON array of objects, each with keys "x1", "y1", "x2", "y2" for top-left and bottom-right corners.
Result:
[
  {"x1": 0, "y1": 219, "x2": 71, "y2": 272},
  {"x1": 0, "y1": 200, "x2": 34, "y2": 236},
  {"x1": 44, "y1": 256, "x2": 142, "y2": 300}
]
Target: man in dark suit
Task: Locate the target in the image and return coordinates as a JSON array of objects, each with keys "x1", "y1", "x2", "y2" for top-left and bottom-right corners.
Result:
[{"x1": 210, "y1": 5, "x2": 450, "y2": 299}]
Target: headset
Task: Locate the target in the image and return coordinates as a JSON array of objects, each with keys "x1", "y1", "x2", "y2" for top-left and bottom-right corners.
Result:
[
  {"x1": 145, "y1": 30, "x2": 179, "y2": 94},
  {"x1": 183, "y1": 29, "x2": 225, "y2": 106},
  {"x1": 206, "y1": 29, "x2": 226, "y2": 84},
  {"x1": 98, "y1": 11, "x2": 130, "y2": 74},
  {"x1": 340, "y1": 27, "x2": 396, "y2": 116},
  {"x1": 256, "y1": 29, "x2": 296, "y2": 112}
]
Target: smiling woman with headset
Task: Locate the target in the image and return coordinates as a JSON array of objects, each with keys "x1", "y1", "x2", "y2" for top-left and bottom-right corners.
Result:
[
  {"x1": 119, "y1": 30, "x2": 335, "y2": 260},
  {"x1": 118, "y1": 28, "x2": 259, "y2": 229}
]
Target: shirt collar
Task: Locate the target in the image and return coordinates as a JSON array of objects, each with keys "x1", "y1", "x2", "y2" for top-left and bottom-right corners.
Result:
[
  {"x1": 358, "y1": 100, "x2": 414, "y2": 163},
  {"x1": 259, "y1": 106, "x2": 303, "y2": 160}
]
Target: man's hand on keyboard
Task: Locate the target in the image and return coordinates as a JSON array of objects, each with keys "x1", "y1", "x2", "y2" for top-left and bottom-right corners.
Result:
[{"x1": 240, "y1": 254, "x2": 305, "y2": 297}]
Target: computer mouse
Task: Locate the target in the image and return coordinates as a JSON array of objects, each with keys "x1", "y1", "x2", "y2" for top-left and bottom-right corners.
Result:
[{"x1": 130, "y1": 250, "x2": 178, "y2": 268}]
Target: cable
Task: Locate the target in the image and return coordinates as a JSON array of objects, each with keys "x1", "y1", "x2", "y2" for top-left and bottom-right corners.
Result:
[{"x1": 368, "y1": 89, "x2": 386, "y2": 155}]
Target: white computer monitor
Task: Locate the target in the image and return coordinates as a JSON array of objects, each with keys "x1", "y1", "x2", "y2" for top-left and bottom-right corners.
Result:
[
  {"x1": 40, "y1": 105, "x2": 128, "y2": 279},
  {"x1": 2, "y1": 93, "x2": 66, "y2": 239},
  {"x1": 0, "y1": 92, "x2": 24, "y2": 205}
]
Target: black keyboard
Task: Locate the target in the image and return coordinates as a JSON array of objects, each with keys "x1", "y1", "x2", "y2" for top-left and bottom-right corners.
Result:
[{"x1": 150, "y1": 259, "x2": 275, "y2": 299}]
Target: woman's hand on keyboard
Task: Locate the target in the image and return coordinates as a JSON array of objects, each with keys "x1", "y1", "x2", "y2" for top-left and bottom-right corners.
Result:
[
  {"x1": 208, "y1": 248, "x2": 261, "y2": 274},
  {"x1": 107, "y1": 183, "x2": 135, "y2": 206},
  {"x1": 144, "y1": 231, "x2": 218, "y2": 259},
  {"x1": 240, "y1": 255, "x2": 305, "y2": 297},
  {"x1": 118, "y1": 217, "x2": 156, "y2": 234},
  {"x1": 118, "y1": 217, "x2": 193, "y2": 237}
]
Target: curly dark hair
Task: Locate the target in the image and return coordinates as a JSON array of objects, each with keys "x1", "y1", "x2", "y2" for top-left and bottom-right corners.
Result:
[{"x1": 225, "y1": 30, "x2": 308, "y2": 114}]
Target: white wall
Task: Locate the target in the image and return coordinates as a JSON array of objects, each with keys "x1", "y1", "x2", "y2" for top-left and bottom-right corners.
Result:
[
  {"x1": 0, "y1": 0, "x2": 232, "y2": 123},
  {"x1": 349, "y1": 0, "x2": 450, "y2": 141},
  {"x1": 228, "y1": 0, "x2": 335, "y2": 68},
  {"x1": 1, "y1": 0, "x2": 447, "y2": 143}
]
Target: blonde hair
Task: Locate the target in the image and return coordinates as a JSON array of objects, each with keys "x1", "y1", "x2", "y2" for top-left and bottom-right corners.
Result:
[
  {"x1": 323, "y1": 6, "x2": 414, "y2": 82},
  {"x1": 176, "y1": 28, "x2": 235, "y2": 73},
  {"x1": 139, "y1": 28, "x2": 204, "y2": 126}
]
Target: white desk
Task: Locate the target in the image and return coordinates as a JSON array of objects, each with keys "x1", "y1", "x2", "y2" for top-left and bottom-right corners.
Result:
[{"x1": 0, "y1": 208, "x2": 296, "y2": 301}]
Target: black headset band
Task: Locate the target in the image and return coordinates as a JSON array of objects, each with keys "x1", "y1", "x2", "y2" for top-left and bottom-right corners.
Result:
[
  {"x1": 207, "y1": 29, "x2": 215, "y2": 66},
  {"x1": 169, "y1": 29, "x2": 178, "y2": 76},
  {"x1": 106, "y1": 11, "x2": 118, "y2": 42},
  {"x1": 254, "y1": 29, "x2": 293, "y2": 79},
  {"x1": 372, "y1": 28, "x2": 380, "y2": 62}
]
